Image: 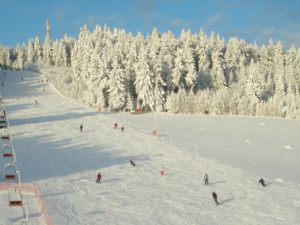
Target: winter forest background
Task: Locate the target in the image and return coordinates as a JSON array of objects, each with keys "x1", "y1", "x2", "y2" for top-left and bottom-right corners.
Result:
[{"x1": 1, "y1": 25, "x2": 300, "y2": 118}]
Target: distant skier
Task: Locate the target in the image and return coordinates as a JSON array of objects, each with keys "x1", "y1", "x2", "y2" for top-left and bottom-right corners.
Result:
[
  {"x1": 212, "y1": 192, "x2": 219, "y2": 205},
  {"x1": 129, "y1": 156, "x2": 135, "y2": 166},
  {"x1": 204, "y1": 173, "x2": 209, "y2": 185},
  {"x1": 80, "y1": 125, "x2": 83, "y2": 132},
  {"x1": 121, "y1": 127, "x2": 124, "y2": 132},
  {"x1": 161, "y1": 166, "x2": 164, "y2": 175},
  {"x1": 35, "y1": 100, "x2": 38, "y2": 104},
  {"x1": 114, "y1": 123, "x2": 118, "y2": 129},
  {"x1": 96, "y1": 172, "x2": 102, "y2": 183},
  {"x1": 259, "y1": 178, "x2": 266, "y2": 187}
]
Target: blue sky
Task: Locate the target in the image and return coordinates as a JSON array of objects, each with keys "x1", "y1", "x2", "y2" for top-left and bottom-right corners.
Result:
[{"x1": 0, "y1": 0, "x2": 299, "y2": 49}]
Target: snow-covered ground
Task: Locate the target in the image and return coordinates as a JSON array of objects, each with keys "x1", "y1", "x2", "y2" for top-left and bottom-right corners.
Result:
[{"x1": 0, "y1": 70, "x2": 300, "y2": 225}]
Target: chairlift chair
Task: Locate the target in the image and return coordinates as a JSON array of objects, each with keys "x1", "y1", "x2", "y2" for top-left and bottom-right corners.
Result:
[
  {"x1": 0, "y1": 120, "x2": 7, "y2": 129},
  {"x1": 1, "y1": 129, "x2": 11, "y2": 141},
  {"x1": 8, "y1": 186, "x2": 23, "y2": 206},
  {"x1": 4, "y1": 163, "x2": 17, "y2": 179},
  {"x1": 2, "y1": 143, "x2": 14, "y2": 158}
]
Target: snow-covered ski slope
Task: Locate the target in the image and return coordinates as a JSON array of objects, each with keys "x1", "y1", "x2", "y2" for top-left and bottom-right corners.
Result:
[{"x1": 0, "y1": 70, "x2": 300, "y2": 225}]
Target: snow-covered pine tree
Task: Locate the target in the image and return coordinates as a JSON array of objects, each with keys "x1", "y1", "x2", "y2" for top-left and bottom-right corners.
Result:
[
  {"x1": 107, "y1": 56, "x2": 126, "y2": 111},
  {"x1": 134, "y1": 48, "x2": 156, "y2": 111}
]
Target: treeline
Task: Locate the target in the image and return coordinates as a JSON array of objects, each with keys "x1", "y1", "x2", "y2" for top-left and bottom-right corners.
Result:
[{"x1": 1, "y1": 25, "x2": 300, "y2": 118}]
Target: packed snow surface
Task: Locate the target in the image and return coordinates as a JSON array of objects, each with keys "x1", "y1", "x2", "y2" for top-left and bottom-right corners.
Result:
[{"x1": 0, "y1": 70, "x2": 300, "y2": 225}]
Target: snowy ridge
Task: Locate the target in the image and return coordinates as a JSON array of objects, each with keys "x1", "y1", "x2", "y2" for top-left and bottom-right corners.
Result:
[{"x1": 0, "y1": 70, "x2": 299, "y2": 225}]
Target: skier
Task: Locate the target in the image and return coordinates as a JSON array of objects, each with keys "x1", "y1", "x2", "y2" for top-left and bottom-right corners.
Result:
[
  {"x1": 204, "y1": 173, "x2": 209, "y2": 185},
  {"x1": 212, "y1": 192, "x2": 219, "y2": 205},
  {"x1": 259, "y1": 178, "x2": 266, "y2": 187},
  {"x1": 129, "y1": 156, "x2": 135, "y2": 166},
  {"x1": 121, "y1": 127, "x2": 124, "y2": 132},
  {"x1": 80, "y1": 125, "x2": 83, "y2": 132},
  {"x1": 96, "y1": 172, "x2": 102, "y2": 183},
  {"x1": 114, "y1": 123, "x2": 118, "y2": 129},
  {"x1": 161, "y1": 166, "x2": 164, "y2": 175},
  {"x1": 35, "y1": 100, "x2": 38, "y2": 104}
]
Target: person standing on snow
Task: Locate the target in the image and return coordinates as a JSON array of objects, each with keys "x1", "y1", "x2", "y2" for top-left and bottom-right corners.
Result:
[
  {"x1": 161, "y1": 167, "x2": 164, "y2": 175},
  {"x1": 96, "y1": 172, "x2": 102, "y2": 183},
  {"x1": 259, "y1": 178, "x2": 266, "y2": 187},
  {"x1": 204, "y1": 173, "x2": 209, "y2": 185},
  {"x1": 80, "y1": 125, "x2": 83, "y2": 132},
  {"x1": 114, "y1": 123, "x2": 118, "y2": 129},
  {"x1": 129, "y1": 156, "x2": 135, "y2": 166},
  {"x1": 212, "y1": 192, "x2": 219, "y2": 205}
]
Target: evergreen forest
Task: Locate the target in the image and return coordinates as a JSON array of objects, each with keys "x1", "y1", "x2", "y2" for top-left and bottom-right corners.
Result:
[{"x1": 1, "y1": 25, "x2": 300, "y2": 118}]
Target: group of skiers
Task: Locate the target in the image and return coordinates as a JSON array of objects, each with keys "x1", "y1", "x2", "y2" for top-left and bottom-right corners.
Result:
[
  {"x1": 80, "y1": 123, "x2": 125, "y2": 132},
  {"x1": 114, "y1": 123, "x2": 124, "y2": 131},
  {"x1": 204, "y1": 174, "x2": 267, "y2": 205},
  {"x1": 95, "y1": 161, "x2": 267, "y2": 205},
  {"x1": 86, "y1": 121, "x2": 268, "y2": 206}
]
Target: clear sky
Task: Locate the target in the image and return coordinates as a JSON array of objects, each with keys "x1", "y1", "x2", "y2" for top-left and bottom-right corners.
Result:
[{"x1": 0, "y1": 0, "x2": 299, "y2": 49}]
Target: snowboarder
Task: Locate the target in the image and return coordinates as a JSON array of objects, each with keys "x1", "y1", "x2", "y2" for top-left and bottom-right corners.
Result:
[
  {"x1": 129, "y1": 156, "x2": 135, "y2": 166},
  {"x1": 204, "y1": 173, "x2": 209, "y2": 185},
  {"x1": 80, "y1": 125, "x2": 83, "y2": 132},
  {"x1": 96, "y1": 172, "x2": 102, "y2": 183},
  {"x1": 114, "y1": 123, "x2": 118, "y2": 129},
  {"x1": 161, "y1": 166, "x2": 164, "y2": 175},
  {"x1": 212, "y1": 192, "x2": 219, "y2": 205},
  {"x1": 259, "y1": 178, "x2": 266, "y2": 187},
  {"x1": 121, "y1": 126, "x2": 124, "y2": 132}
]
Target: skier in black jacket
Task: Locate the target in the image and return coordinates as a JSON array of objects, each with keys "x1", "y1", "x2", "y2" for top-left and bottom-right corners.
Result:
[
  {"x1": 259, "y1": 178, "x2": 266, "y2": 187},
  {"x1": 212, "y1": 192, "x2": 219, "y2": 205}
]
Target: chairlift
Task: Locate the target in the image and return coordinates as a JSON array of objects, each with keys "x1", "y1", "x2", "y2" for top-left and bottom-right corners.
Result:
[
  {"x1": 4, "y1": 163, "x2": 17, "y2": 179},
  {"x1": 8, "y1": 186, "x2": 23, "y2": 206},
  {"x1": 2, "y1": 143, "x2": 14, "y2": 158},
  {"x1": 0, "y1": 120, "x2": 7, "y2": 129},
  {"x1": 1, "y1": 129, "x2": 11, "y2": 141}
]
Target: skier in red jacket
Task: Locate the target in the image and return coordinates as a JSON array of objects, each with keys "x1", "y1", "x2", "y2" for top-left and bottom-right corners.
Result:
[
  {"x1": 96, "y1": 172, "x2": 102, "y2": 183},
  {"x1": 161, "y1": 167, "x2": 164, "y2": 175}
]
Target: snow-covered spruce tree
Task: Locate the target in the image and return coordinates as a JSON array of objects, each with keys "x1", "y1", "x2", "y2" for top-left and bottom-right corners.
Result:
[
  {"x1": 107, "y1": 56, "x2": 126, "y2": 111},
  {"x1": 34, "y1": 36, "x2": 43, "y2": 64},
  {"x1": 27, "y1": 39, "x2": 35, "y2": 63},
  {"x1": 43, "y1": 32, "x2": 53, "y2": 65},
  {"x1": 183, "y1": 44, "x2": 197, "y2": 92},
  {"x1": 210, "y1": 50, "x2": 227, "y2": 90},
  {"x1": 245, "y1": 59, "x2": 265, "y2": 102},
  {"x1": 16, "y1": 44, "x2": 27, "y2": 70},
  {"x1": 172, "y1": 48, "x2": 185, "y2": 93},
  {"x1": 195, "y1": 31, "x2": 212, "y2": 90},
  {"x1": 55, "y1": 40, "x2": 68, "y2": 67},
  {"x1": 152, "y1": 55, "x2": 166, "y2": 112},
  {"x1": 134, "y1": 48, "x2": 157, "y2": 111}
]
